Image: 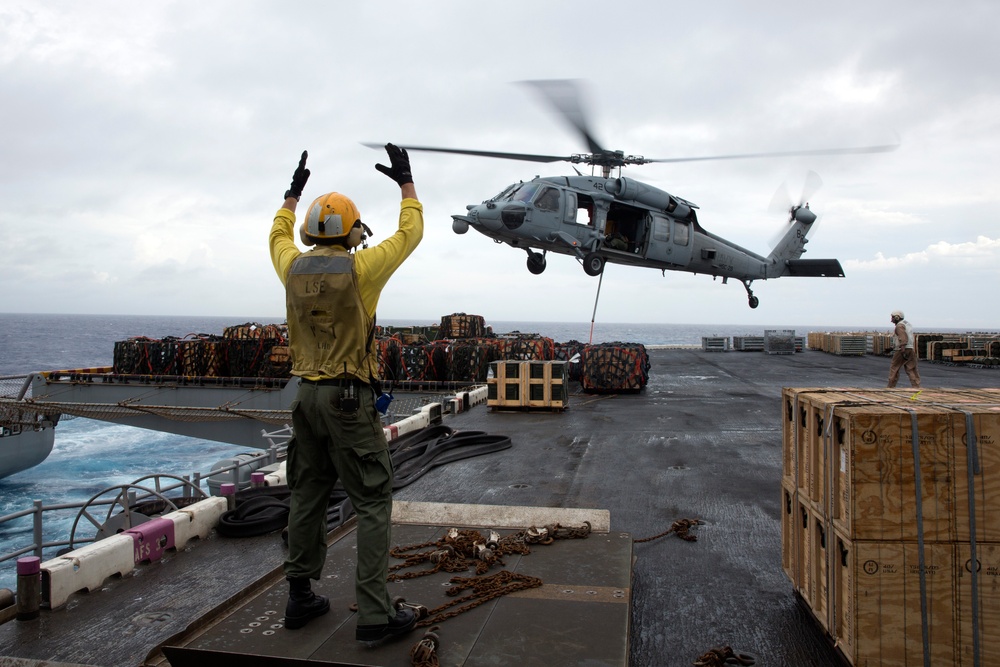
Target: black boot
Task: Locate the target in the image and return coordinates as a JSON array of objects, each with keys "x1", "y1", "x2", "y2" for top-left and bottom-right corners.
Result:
[
  {"x1": 356, "y1": 606, "x2": 417, "y2": 644},
  {"x1": 284, "y1": 577, "x2": 330, "y2": 630}
]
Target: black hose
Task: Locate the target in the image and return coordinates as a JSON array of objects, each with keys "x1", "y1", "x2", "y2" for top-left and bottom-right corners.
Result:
[{"x1": 217, "y1": 425, "x2": 513, "y2": 538}]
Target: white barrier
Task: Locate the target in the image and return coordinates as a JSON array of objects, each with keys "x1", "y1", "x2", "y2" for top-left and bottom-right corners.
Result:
[
  {"x1": 162, "y1": 496, "x2": 227, "y2": 549},
  {"x1": 41, "y1": 533, "x2": 136, "y2": 609},
  {"x1": 392, "y1": 501, "x2": 611, "y2": 533},
  {"x1": 264, "y1": 462, "x2": 287, "y2": 487}
]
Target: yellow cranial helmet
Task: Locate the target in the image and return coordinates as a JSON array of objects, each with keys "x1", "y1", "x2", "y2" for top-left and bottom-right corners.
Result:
[{"x1": 300, "y1": 192, "x2": 362, "y2": 245}]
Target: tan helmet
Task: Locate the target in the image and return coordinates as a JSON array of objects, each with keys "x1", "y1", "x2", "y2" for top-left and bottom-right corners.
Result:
[
  {"x1": 300, "y1": 192, "x2": 362, "y2": 246},
  {"x1": 891, "y1": 309, "x2": 904, "y2": 320}
]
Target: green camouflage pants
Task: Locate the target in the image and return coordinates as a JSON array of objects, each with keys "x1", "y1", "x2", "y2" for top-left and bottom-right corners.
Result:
[{"x1": 283, "y1": 380, "x2": 394, "y2": 625}]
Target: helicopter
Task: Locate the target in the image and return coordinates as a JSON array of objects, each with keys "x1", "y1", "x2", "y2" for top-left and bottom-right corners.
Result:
[{"x1": 367, "y1": 80, "x2": 898, "y2": 308}]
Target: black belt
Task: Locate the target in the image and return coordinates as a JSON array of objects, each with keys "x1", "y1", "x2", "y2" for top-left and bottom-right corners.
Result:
[{"x1": 300, "y1": 377, "x2": 364, "y2": 387}]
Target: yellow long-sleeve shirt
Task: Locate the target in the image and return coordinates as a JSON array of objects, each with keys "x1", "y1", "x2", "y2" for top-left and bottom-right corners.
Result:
[{"x1": 268, "y1": 198, "x2": 424, "y2": 319}]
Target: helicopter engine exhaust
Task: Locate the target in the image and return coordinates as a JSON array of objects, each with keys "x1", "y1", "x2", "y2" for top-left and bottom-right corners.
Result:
[{"x1": 607, "y1": 177, "x2": 691, "y2": 218}]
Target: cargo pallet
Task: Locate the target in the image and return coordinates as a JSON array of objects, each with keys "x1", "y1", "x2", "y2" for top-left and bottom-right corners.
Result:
[{"x1": 487, "y1": 360, "x2": 568, "y2": 411}]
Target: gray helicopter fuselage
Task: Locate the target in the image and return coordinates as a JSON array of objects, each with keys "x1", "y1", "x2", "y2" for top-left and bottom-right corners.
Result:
[{"x1": 451, "y1": 174, "x2": 796, "y2": 282}]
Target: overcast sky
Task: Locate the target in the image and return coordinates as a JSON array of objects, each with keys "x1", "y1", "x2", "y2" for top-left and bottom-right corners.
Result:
[{"x1": 2, "y1": 1, "x2": 997, "y2": 329}]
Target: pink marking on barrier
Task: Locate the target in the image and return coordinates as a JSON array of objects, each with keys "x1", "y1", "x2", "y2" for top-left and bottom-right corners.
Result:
[
  {"x1": 385, "y1": 424, "x2": 399, "y2": 441},
  {"x1": 125, "y1": 518, "x2": 176, "y2": 564}
]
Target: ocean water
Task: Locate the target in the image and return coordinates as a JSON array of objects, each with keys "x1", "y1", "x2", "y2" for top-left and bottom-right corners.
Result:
[{"x1": 0, "y1": 312, "x2": 981, "y2": 591}]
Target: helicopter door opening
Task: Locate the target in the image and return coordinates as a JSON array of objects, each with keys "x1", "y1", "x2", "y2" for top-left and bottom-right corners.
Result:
[
  {"x1": 604, "y1": 202, "x2": 645, "y2": 254},
  {"x1": 569, "y1": 192, "x2": 595, "y2": 226}
]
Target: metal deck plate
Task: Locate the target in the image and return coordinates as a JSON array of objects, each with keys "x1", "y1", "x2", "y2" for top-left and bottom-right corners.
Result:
[{"x1": 163, "y1": 519, "x2": 631, "y2": 666}]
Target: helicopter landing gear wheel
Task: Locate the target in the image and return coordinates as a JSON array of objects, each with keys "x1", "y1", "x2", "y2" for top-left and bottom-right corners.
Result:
[
  {"x1": 742, "y1": 280, "x2": 759, "y2": 309},
  {"x1": 526, "y1": 250, "x2": 546, "y2": 275},
  {"x1": 582, "y1": 252, "x2": 605, "y2": 276}
]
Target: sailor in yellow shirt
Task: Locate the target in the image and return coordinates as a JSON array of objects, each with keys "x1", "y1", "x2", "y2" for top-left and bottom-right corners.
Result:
[{"x1": 268, "y1": 145, "x2": 423, "y2": 643}]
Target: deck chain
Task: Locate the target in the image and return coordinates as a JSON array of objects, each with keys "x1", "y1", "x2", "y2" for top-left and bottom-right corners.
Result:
[
  {"x1": 416, "y1": 570, "x2": 543, "y2": 628},
  {"x1": 388, "y1": 522, "x2": 592, "y2": 582},
  {"x1": 387, "y1": 522, "x2": 592, "y2": 632},
  {"x1": 693, "y1": 645, "x2": 756, "y2": 666},
  {"x1": 633, "y1": 518, "x2": 704, "y2": 544}
]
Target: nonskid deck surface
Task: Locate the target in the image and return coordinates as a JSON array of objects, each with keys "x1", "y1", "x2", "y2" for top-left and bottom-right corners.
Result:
[
  {"x1": 0, "y1": 349, "x2": 994, "y2": 666},
  {"x1": 162, "y1": 509, "x2": 630, "y2": 667}
]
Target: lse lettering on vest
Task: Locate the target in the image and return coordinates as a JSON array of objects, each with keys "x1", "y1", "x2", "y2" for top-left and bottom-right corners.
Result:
[{"x1": 285, "y1": 249, "x2": 377, "y2": 381}]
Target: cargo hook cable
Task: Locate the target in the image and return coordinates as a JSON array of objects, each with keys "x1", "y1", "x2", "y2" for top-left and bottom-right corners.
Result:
[{"x1": 588, "y1": 268, "x2": 605, "y2": 345}]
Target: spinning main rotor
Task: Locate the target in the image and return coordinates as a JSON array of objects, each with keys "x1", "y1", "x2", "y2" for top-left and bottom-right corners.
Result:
[{"x1": 367, "y1": 79, "x2": 899, "y2": 179}]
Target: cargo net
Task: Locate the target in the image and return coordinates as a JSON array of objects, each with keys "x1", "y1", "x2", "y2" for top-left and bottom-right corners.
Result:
[
  {"x1": 113, "y1": 323, "x2": 289, "y2": 379},
  {"x1": 555, "y1": 340, "x2": 585, "y2": 381},
  {"x1": 580, "y1": 343, "x2": 650, "y2": 393},
  {"x1": 398, "y1": 341, "x2": 449, "y2": 383},
  {"x1": 439, "y1": 313, "x2": 487, "y2": 339},
  {"x1": 447, "y1": 339, "x2": 503, "y2": 382}
]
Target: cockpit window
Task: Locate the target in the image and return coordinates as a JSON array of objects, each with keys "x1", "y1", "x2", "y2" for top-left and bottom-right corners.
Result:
[
  {"x1": 534, "y1": 187, "x2": 559, "y2": 211},
  {"x1": 511, "y1": 183, "x2": 540, "y2": 203},
  {"x1": 490, "y1": 184, "x2": 518, "y2": 201}
]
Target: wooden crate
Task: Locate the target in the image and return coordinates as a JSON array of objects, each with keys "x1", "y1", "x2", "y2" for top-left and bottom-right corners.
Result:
[
  {"x1": 830, "y1": 402, "x2": 957, "y2": 542},
  {"x1": 955, "y1": 542, "x2": 1000, "y2": 665},
  {"x1": 832, "y1": 533, "x2": 958, "y2": 666},
  {"x1": 785, "y1": 389, "x2": 1000, "y2": 543},
  {"x1": 952, "y1": 409, "x2": 1000, "y2": 543}
]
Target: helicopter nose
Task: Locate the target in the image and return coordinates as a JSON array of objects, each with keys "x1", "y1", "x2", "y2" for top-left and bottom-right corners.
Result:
[{"x1": 467, "y1": 203, "x2": 503, "y2": 231}]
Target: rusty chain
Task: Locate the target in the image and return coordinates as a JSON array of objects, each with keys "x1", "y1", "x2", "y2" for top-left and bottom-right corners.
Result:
[
  {"x1": 409, "y1": 625, "x2": 441, "y2": 667},
  {"x1": 389, "y1": 522, "x2": 592, "y2": 582},
  {"x1": 633, "y1": 518, "x2": 703, "y2": 544},
  {"x1": 693, "y1": 645, "x2": 756, "y2": 666}
]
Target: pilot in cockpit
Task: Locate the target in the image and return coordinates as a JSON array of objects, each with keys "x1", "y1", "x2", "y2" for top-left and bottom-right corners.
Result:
[{"x1": 535, "y1": 188, "x2": 560, "y2": 211}]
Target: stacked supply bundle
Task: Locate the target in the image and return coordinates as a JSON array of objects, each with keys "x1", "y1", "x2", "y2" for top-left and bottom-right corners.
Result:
[
  {"x1": 399, "y1": 341, "x2": 449, "y2": 382},
  {"x1": 223, "y1": 322, "x2": 286, "y2": 378},
  {"x1": 439, "y1": 313, "x2": 487, "y2": 339},
  {"x1": 177, "y1": 334, "x2": 226, "y2": 377},
  {"x1": 447, "y1": 338, "x2": 502, "y2": 382},
  {"x1": 377, "y1": 336, "x2": 403, "y2": 384},
  {"x1": 579, "y1": 343, "x2": 650, "y2": 393},
  {"x1": 498, "y1": 334, "x2": 554, "y2": 361},
  {"x1": 554, "y1": 340, "x2": 585, "y2": 381},
  {"x1": 113, "y1": 336, "x2": 181, "y2": 375}
]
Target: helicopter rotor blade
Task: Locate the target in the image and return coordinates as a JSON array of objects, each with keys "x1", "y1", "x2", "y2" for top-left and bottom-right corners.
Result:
[
  {"x1": 517, "y1": 79, "x2": 607, "y2": 155},
  {"x1": 800, "y1": 170, "x2": 823, "y2": 205},
  {"x1": 361, "y1": 142, "x2": 570, "y2": 164},
  {"x1": 768, "y1": 171, "x2": 824, "y2": 249},
  {"x1": 645, "y1": 142, "x2": 899, "y2": 164},
  {"x1": 768, "y1": 181, "x2": 793, "y2": 217}
]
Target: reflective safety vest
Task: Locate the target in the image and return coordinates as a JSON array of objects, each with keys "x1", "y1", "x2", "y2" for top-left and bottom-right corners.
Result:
[
  {"x1": 893, "y1": 319, "x2": 915, "y2": 350},
  {"x1": 285, "y1": 247, "x2": 377, "y2": 381}
]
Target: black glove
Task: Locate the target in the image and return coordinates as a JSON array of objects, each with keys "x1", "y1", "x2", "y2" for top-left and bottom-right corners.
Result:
[
  {"x1": 375, "y1": 143, "x2": 413, "y2": 186},
  {"x1": 903, "y1": 349, "x2": 913, "y2": 361},
  {"x1": 284, "y1": 150, "x2": 310, "y2": 200}
]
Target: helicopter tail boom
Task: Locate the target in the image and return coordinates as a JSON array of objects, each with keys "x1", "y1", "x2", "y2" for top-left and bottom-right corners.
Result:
[{"x1": 764, "y1": 205, "x2": 844, "y2": 279}]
